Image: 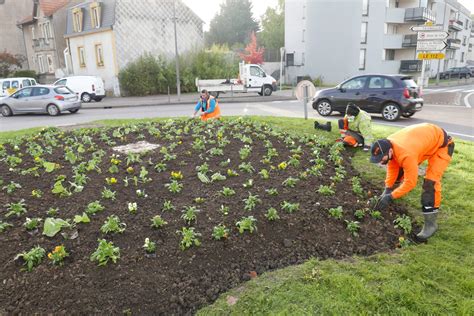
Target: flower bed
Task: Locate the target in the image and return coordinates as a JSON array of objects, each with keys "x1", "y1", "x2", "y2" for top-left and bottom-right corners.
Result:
[{"x1": 0, "y1": 118, "x2": 412, "y2": 314}]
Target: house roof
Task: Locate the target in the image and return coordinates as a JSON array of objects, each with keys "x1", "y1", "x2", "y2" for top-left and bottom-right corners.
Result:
[
  {"x1": 39, "y1": 0, "x2": 70, "y2": 17},
  {"x1": 17, "y1": 14, "x2": 34, "y2": 25}
]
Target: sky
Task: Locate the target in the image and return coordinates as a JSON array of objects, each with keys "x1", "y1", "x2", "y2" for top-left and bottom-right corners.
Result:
[{"x1": 458, "y1": 0, "x2": 474, "y2": 13}]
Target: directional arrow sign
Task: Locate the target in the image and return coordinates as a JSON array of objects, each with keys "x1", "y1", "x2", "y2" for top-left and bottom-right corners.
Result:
[
  {"x1": 416, "y1": 40, "x2": 447, "y2": 51},
  {"x1": 417, "y1": 31, "x2": 449, "y2": 41},
  {"x1": 411, "y1": 25, "x2": 444, "y2": 32}
]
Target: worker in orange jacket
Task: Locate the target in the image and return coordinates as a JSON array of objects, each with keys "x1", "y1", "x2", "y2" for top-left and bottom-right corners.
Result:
[
  {"x1": 369, "y1": 123, "x2": 454, "y2": 241},
  {"x1": 193, "y1": 89, "x2": 221, "y2": 121}
]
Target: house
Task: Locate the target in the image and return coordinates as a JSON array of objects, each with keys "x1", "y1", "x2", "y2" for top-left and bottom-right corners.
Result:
[
  {"x1": 17, "y1": 0, "x2": 82, "y2": 83},
  {"x1": 284, "y1": 0, "x2": 473, "y2": 85},
  {"x1": 64, "y1": 0, "x2": 204, "y2": 96}
]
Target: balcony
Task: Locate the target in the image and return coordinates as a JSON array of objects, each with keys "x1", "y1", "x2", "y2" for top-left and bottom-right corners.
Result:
[
  {"x1": 386, "y1": 8, "x2": 405, "y2": 23},
  {"x1": 404, "y1": 7, "x2": 435, "y2": 23},
  {"x1": 402, "y1": 34, "x2": 418, "y2": 47},
  {"x1": 32, "y1": 38, "x2": 54, "y2": 51},
  {"x1": 383, "y1": 34, "x2": 404, "y2": 49},
  {"x1": 400, "y1": 60, "x2": 430, "y2": 73},
  {"x1": 448, "y1": 19, "x2": 463, "y2": 32},
  {"x1": 447, "y1": 38, "x2": 461, "y2": 50}
]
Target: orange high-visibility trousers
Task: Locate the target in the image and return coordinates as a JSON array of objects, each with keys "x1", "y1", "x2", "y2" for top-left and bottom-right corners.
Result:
[{"x1": 200, "y1": 104, "x2": 221, "y2": 121}]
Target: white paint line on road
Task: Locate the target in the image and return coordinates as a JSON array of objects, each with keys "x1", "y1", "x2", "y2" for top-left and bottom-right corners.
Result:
[
  {"x1": 272, "y1": 101, "x2": 284, "y2": 103},
  {"x1": 464, "y1": 92, "x2": 473, "y2": 108},
  {"x1": 288, "y1": 100, "x2": 299, "y2": 103},
  {"x1": 444, "y1": 89, "x2": 463, "y2": 93},
  {"x1": 464, "y1": 89, "x2": 474, "y2": 93}
]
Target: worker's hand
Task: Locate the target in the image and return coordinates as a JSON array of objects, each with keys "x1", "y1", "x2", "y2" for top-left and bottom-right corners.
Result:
[
  {"x1": 375, "y1": 193, "x2": 392, "y2": 211},
  {"x1": 363, "y1": 145, "x2": 371, "y2": 152},
  {"x1": 382, "y1": 187, "x2": 393, "y2": 195}
]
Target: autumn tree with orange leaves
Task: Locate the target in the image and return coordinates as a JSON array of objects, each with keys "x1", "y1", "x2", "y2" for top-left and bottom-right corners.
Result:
[{"x1": 239, "y1": 32, "x2": 265, "y2": 65}]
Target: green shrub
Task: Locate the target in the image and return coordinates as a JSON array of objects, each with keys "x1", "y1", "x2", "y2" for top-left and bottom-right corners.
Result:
[{"x1": 13, "y1": 70, "x2": 38, "y2": 80}]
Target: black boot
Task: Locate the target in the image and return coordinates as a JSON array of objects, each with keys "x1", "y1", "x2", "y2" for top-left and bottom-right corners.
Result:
[{"x1": 314, "y1": 121, "x2": 332, "y2": 132}]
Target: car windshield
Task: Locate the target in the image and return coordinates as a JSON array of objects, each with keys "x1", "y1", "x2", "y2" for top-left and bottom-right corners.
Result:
[
  {"x1": 402, "y1": 78, "x2": 417, "y2": 88},
  {"x1": 54, "y1": 87, "x2": 74, "y2": 95}
]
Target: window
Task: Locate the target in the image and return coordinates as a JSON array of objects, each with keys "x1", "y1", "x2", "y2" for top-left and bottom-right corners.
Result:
[
  {"x1": 22, "y1": 79, "x2": 31, "y2": 87},
  {"x1": 2, "y1": 81, "x2": 10, "y2": 90},
  {"x1": 31, "y1": 26, "x2": 36, "y2": 40},
  {"x1": 461, "y1": 52, "x2": 464, "y2": 62},
  {"x1": 72, "y1": 8, "x2": 83, "y2": 32},
  {"x1": 41, "y1": 21, "x2": 52, "y2": 40},
  {"x1": 78, "y1": 47, "x2": 86, "y2": 67},
  {"x1": 16, "y1": 88, "x2": 33, "y2": 98},
  {"x1": 384, "y1": 49, "x2": 395, "y2": 60},
  {"x1": 55, "y1": 79, "x2": 67, "y2": 86},
  {"x1": 12, "y1": 81, "x2": 19, "y2": 89},
  {"x1": 362, "y1": 0, "x2": 369, "y2": 16},
  {"x1": 342, "y1": 77, "x2": 367, "y2": 90},
  {"x1": 384, "y1": 78, "x2": 394, "y2": 88},
  {"x1": 286, "y1": 53, "x2": 294, "y2": 66},
  {"x1": 33, "y1": 87, "x2": 50, "y2": 96},
  {"x1": 90, "y1": 2, "x2": 102, "y2": 28},
  {"x1": 46, "y1": 55, "x2": 54, "y2": 73},
  {"x1": 95, "y1": 44, "x2": 104, "y2": 67},
  {"x1": 55, "y1": 87, "x2": 74, "y2": 95},
  {"x1": 368, "y1": 77, "x2": 384, "y2": 89},
  {"x1": 463, "y1": 36, "x2": 467, "y2": 45},
  {"x1": 361, "y1": 22, "x2": 368, "y2": 44},
  {"x1": 250, "y1": 66, "x2": 264, "y2": 77},
  {"x1": 359, "y1": 49, "x2": 366, "y2": 70},
  {"x1": 37, "y1": 55, "x2": 45, "y2": 73}
]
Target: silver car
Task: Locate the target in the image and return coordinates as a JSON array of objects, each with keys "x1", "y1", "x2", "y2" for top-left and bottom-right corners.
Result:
[{"x1": 0, "y1": 85, "x2": 81, "y2": 117}]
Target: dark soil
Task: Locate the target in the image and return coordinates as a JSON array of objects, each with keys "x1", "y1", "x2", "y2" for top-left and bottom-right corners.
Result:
[{"x1": 0, "y1": 119, "x2": 410, "y2": 314}]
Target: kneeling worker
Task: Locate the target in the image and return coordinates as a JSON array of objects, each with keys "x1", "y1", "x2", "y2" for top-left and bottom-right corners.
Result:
[
  {"x1": 193, "y1": 89, "x2": 221, "y2": 121},
  {"x1": 369, "y1": 123, "x2": 454, "y2": 241},
  {"x1": 338, "y1": 103, "x2": 373, "y2": 151}
]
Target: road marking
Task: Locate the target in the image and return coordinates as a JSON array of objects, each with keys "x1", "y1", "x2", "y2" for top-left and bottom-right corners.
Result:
[
  {"x1": 288, "y1": 100, "x2": 299, "y2": 103},
  {"x1": 464, "y1": 89, "x2": 474, "y2": 93},
  {"x1": 376, "y1": 122, "x2": 473, "y2": 139},
  {"x1": 272, "y1": 101, "x2": 284, "y2": 103},
  {"x1": 444, "y1": 88, "x2": 463, "y2": 93},
  {"x1": 464, "y1": 92, "x2": 473, "y2": 108}
]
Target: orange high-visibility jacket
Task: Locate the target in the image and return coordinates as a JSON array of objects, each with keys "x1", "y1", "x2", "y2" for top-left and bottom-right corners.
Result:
[{"x1": 386, "y1": 123, "x2": 448, "y2": 199}]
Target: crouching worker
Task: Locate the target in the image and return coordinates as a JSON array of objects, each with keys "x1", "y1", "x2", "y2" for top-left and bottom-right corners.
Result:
[
  {"x1": 338, "y1": 103, "x2": 373, "y2": 151},
  {"x1": 193, "y1": 89, "x2": 221, "y2": 121},
  {"x1": 369, "y1": 123, "x2": 454, "y2": 241}
]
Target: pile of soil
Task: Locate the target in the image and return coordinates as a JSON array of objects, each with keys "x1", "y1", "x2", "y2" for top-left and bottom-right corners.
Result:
[{"x1": 0, "y1": 119, "x2": 409, "y2": 314}]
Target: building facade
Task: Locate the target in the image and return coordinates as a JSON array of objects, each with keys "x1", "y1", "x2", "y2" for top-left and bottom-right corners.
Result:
[
  {"x1": 284, "y1": 0, "x2": 473, "y2": 85},
  {"x1": 64, "y1": 0, "x2": 204, "y2": 96}
]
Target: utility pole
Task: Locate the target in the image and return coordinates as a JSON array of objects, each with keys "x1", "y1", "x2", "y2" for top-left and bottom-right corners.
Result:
[{"x1": 173, "y1": 1, "x2": 181, "y2": 101}]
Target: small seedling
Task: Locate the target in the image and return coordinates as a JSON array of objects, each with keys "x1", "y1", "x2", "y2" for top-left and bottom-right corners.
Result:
[
  {"x1": 243, "y1": 193, "x2": 261, "y2": 211},
  {"x1": 6, "y1": 199, "x2": 27, "y2": 218},
  {"x1": 181, "y1": 206, "x2": 200, "y2": 224},
  {"x1": 345, "y1": 220, "x2": 360, "y2": 237},
  {"x1": 328, "y1": 206, "x2": 343, "y2": 219},
  {"x1": 162, "y1": 200, "x2": 175, "y2": 212},
  {"x1": 236, "y1": 216, "x2": 257, "y2": 234},
  {"x1": 281, "y1": 201, "x2": 300, "y2": 213},
  {"x1": 15, "y1": 246, "x2": 45, "y2": 271},
  {"x1": 128, "y1": 202, "x2": 138, "y2": 214},
  {"x1": 47, "y1": 245, "x2": 69, "y2": 266},
  {"x1": 394, "y1": 214, "x2": 412, "y2": 234},
  {"x1": 100, "y1": 215, "x2": 126, "y2": 234},
  {"x1": 101, "y1": 187, "x2": 116, "y2": 200},
  {"x1": 165, "y1": 180, "x2": 183, "y2": 193},
  {"x1": 177, "y1": 227, "x2": 201, "y2": 250},
  {"x1": 282, "y1": 177, "x2": 299, "y2": 188},
  {"x1": 143, "y1": 238, "x2": 156, "y2": 253},
  {"x1": 370, "y1": 210, "x2": 383, "y2": 220},
  {"x1": 151, "y1": 215, "x2": 168, "y2": 229},
  {"x1": 354, "y1": 209, "x2": 366, "y2": 220},
  {"x1": 212, "y1": 224, "x2": 230, "y2": 240},
  {"x1": 90, "y1": 239, "x2": 120, "y2": 266},
  {"x1": 318, "y1": 185, "x2": 335, "y2": 196},
  {"x1": 220, "y1": 187, "x2": 236, "y2": 197},
  {"x1": 220, "y1": 205, "x2": 230, "y2": 216},
  {"x1": 24, "y1": 217, "x2": 42, "y2": 231},
  {"x1": 85, "y1": 201, "x2": 105, "y2": 215},
  {"x1": 265, "y1": 208, "x2": 280, "y2": 221}
]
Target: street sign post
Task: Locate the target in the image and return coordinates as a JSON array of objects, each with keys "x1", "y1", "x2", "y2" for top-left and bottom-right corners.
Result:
[
  {"x1": 416, "y1": 40, "x2": 447, "y2": 51},
  {"x1": 295, "y1": 80, "x2": 315, "y2": 120},
  {"x1": 410, "y1": 25, "x2": 443, "y2": 32},
  {"x1": 417, "y1": 31, "x2": 449, "y2": 41},
  {"x1": 417, "y1": 53, "x2": 445, "y2": 60}
]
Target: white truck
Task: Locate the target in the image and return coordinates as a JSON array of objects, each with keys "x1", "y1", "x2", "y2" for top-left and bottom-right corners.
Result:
[{"x1": 195, "y1": 62, "x2": 277, "y2": 97}]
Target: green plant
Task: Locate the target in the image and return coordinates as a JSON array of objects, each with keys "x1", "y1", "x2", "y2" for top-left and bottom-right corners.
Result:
[
  {"x1": 354, "y1": 209, "x2": 366, "y2": 220},
  {"x1": 196, "y1": 162, "x2": 209, "y2": 174},
  {"x1": 239, "y1": 145, "x2": 252, "y2": 160},
  {"x1": 220, "y1": 187, "x2": 236, "y2": 197},
  {"x1": 85, "y1": 201, "x2": 105, "y2": 215},
  {"x1": 265, "y1": 207, "x2": 280, "y2": 221},
  {"x1": 370, "y1": 210, "x2": 383, "y2": 220},
  {"x1": 345, "y1": 220, "x2": 361, "y2": 237},
  {"x1": 259, "y1": 169, "x2": 270, "y2": 179},
  {"x1": 265, "y1": 188, "x2": 279, "y2": 196},
  {"x1": 181, "y1": 206, "x2": 200, "y2": 224},
  {"x1": 165, "y1": 180, "x2": 183, "y2": 193},
  {"x1": 0, "y1": 221, "x2": 13, "y2": 233},
  {"x1": 281, "y1": 201, "x2": 300, "y2": 213},
  {"x1": 46, "y1": 207, "x2": 59, "y2": 217},
  {"x1": 177, "y1": 227, "x2": 201, "y2": 250},
  {"x1": 328, "y1": 206, "x2": 343, "y2": 219},
  {"x1": 394, "y1": 214, "x2": 412, "y2": 235},
  {"x1": 143, "y1": 238, "x2": 156, "y2": 253},
  {"x1": 23, "y1": 217, "x2": 41, "y2": 231},
  {"x1": 154, "y1": 162, "x2": 167, "y2": 172},
  {"x1": 101, "y1": 187, "x2": 116, "y2": 200},
  {"x1": 52, "y1": 175, "x2": 71, "y2": 197},
  {"x1": 47, "y1": 245, "x2": 69, "y2": 266},
  {"x1": 31, "y1": 189, "x2": 43, "y2": 198},
  {"x1": 43, "y1": 218, "x2": 71, "y2": 237},
  {"x1": 151, "y1": 215, "x2": 168, "y2": 229},
  {"x1": 212, "y1": 224, "x2": 230, "y2": 240},
  {"x1": 211, "y1": 172, "x2": 226, "y2": 182},
  {"x1": 318, "y1": 185, "x2": 335, "y2": 196},
  {"x1": 162, "y1": 200, "x2": 175, "y2": 212},
  {"x1": 243, "y1": 193, "x2": 261, "y2": 211},
  {"x1": 136, "y1": 189, "x2": 148, "y2": 198},
  {"x1": 282, "y1": 177, "x2": 299, "y2": 188},
  {"x1": 239, "y1": 162, "x2": 255, "y2": 173},
  {"x1": 194, "y1": 197, "x2": 206, "y2": 204},
  {"x1": 90, "y1": 239, "x2": 120, "y2": 266},
  {"x1": 128, "y1": 202, "x2": 138, "y2": 214},
  {"x1": 3, "y1": 181, "x2": 22, "y2": 194},
  {"x1": 73, "y1": 213, "x2": 90, "y2": 224},
  {"x1": 171, "y1": 171, "x2": 183, "y2": 180},
  {"x1": 15, "y1": 246, "x2": 45, "y2": 271},
  {"x1": 226, "y1": 169, "x2": 239, "y2": 177},
  {"x1": 6, "y1": 199, "x2": 27, "y2": 218},
  {"x1": 352, "y1": 176, "x2": 364, "y2": 197},
  {"x1": 236, "y1": 216, "x2": 257, "y2": 234},
  {"x1": 139, "y1": 166, "x2": 152, "y2": 183},
  {"x1": 220, "y1": 205, "x2": 230, "y2": 216},
  {"x1": 100, "y1": 215, "x2": 126, "y2": 234},
  {"x1": 243, "y1": 179, "x2": 254, "y2": 188}
]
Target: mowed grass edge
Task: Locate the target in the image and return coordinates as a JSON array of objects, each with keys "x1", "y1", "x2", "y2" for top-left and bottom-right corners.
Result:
[{"x1": 0, "y1": 116, "x2": 472, "y2": 314}]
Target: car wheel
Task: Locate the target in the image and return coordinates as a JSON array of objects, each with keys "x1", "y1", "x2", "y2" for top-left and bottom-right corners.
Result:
[
  {"x1": 381, "y1": 103, "x2": 401, "y2": 121},
  {"x1": 47, "y1": 104, "x2": 60, "y2": 116},
  {"x1": 316, "y1": 100, "x2": 333, "y2": 116},
  {"x1": 1, "y1": 105, "x2": 13, "y2": 117},
  {"x1": 69, "y1": 109, "x2": 79, "y2": 114},
  {"x1": 466, "y1": 74, "x2": 471, "y2": 79},
  {"x1": 94, "y1": 97, "x2": 103, "y2": 102},
  {"x1": 81, "y1": 92, "x2": 92, "y2": 103},
  {"x1": 402, "y1": 112, "x2": 415, "y2": 118},
  {"x1": 262, "y1": 85, "x2": 273, "y2": 96}
]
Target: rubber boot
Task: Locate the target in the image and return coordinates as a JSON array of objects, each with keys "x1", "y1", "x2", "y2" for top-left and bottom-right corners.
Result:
[
  {"x1": 314, "y1": 121, "x2": 332, "y2": 132},
  {"x1": 416, "y1": 212, "x2": 438, "y2": 241}
]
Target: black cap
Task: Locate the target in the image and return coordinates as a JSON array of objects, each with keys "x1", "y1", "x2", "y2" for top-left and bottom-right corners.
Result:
[
  {"x1": 370, "y1": 139, "x2": 392, "y2": 163},
  {"x1": 346, "y1": 103, "x2": 360, "y2": 116}
]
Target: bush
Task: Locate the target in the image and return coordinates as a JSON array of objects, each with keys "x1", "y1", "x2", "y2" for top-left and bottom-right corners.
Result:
[
  {"x1": 13, "y1": 70, "x2": 38, "y2": 80},
  {"x1": 118, "y1": 46, "x2": 239, "y2": 96}
]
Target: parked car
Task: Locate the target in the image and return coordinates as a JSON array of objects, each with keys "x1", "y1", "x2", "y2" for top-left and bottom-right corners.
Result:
[
  {"x1": 466, "y1": 65, "x2": 474, "y2": 76},
  {"x1": 53, "y1": 76, "x2": 105, "y2": 103},
  {"x1": 0, "y1": 85, "x2": 81, "y2": 117},
  {"x1": 439, "y1": 67, "x2": 472, "y2": 79},
  {"x1": 0, "y1": 77, "x2": 37, "y2": 97},
  {"x1": 312, "y1": 74, "x2": 423, "y2": 121}
]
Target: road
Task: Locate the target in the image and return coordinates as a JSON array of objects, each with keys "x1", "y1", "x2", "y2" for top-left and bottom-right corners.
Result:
[
  {"x1": 423, "y1": 84, "x2": 474, "y2": 108},
  {"x1": 1, "y1": 100, "x2": 472, "y2": 141}
]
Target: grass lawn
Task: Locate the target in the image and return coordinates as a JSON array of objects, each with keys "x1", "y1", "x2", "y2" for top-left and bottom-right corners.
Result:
[{"x1": 1, "y1": 116, "x2": 472, "y2": 314}]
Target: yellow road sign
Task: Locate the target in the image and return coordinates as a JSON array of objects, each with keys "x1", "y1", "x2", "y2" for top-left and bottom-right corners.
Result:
[{"x1": 417, "y1": 53, "x2": 445, "y2": 60}]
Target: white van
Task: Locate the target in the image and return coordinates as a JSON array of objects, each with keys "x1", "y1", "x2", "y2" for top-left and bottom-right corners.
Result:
[
  {"x1": 0, "y1": 77, "x2": 37, "y2": 97},
  {"x1": 54, "y1": 76, "x2": 106, "y2": 102}
]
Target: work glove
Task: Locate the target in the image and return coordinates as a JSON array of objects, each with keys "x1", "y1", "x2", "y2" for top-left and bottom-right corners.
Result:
[
  {"x1": 363, "y1": 145, "x2": 370, "y2": 152},
  {"x1": 382, "y1": 187, "x2": 393, "y2": 195},
  {"x1": 375, "y1": 193, "x2": 392, "y2": 211}
]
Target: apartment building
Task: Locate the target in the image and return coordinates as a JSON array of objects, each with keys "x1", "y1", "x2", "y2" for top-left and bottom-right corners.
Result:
[{"x1": 284, "y1": 0, "x2": 473, "y2": 84}]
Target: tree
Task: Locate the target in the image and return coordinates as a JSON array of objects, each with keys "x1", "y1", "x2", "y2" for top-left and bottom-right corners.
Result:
[
  {"x1": 239, "y1": 32, "x2": 264, "y2": 64},
  {"x1": 259, "y1": 0, "x2": 284, "y2": 50},
  {"x1": 0, "y1": 51, "x2": 25, "y2": 78},
  {"x1": 206, "y1": 0, "x2": 259, "y2": 47}
]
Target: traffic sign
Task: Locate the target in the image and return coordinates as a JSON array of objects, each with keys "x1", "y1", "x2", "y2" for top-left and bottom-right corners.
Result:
[
  {"x1": 417, "y1": 31, "x2": 449, "y2": 41},
  {"x1": 410, "y1": 25, "x2": 443, "y2": 32},
  {"x1": 417, "y1": 53, "x2": 445, "y2": 60},
  {"x1": 416, "y1": 40, "x2": 447, "y2": 51}
]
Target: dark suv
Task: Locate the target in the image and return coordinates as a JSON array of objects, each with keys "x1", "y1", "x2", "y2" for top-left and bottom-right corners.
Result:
[
  {"x1": 312, "y1": 74, "x2": 423, "y2": 121},
  {"x1": 439, "y1": 67, "x2": 472, "y2": 79}
]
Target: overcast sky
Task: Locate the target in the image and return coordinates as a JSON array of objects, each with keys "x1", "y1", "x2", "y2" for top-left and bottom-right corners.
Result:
[{"x1": 183, "y1": 0, "x2": 474, "y2": 31}]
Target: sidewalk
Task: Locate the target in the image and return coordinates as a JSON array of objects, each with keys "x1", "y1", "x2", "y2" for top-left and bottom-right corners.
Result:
[{"x1": 81, "y1": 89, "x2": 298, "y2": 109}]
